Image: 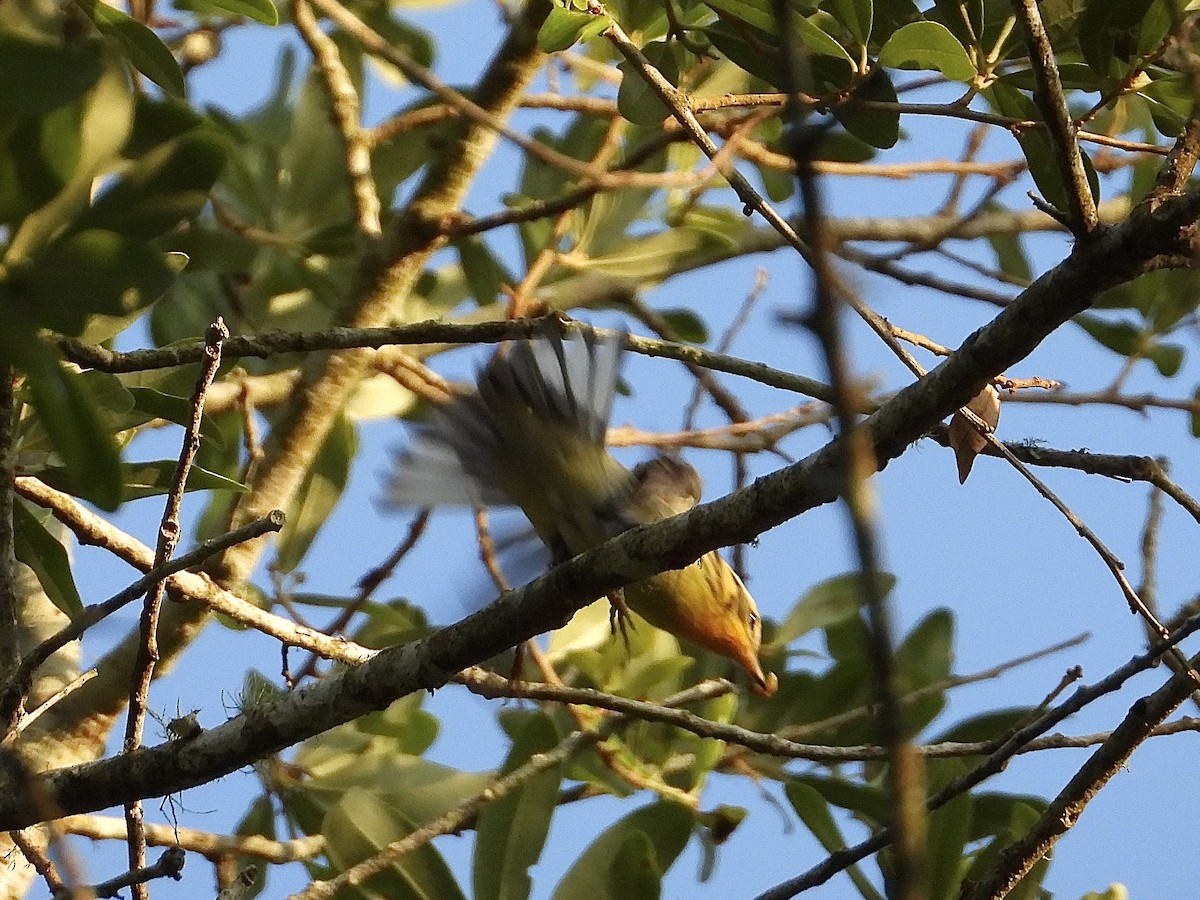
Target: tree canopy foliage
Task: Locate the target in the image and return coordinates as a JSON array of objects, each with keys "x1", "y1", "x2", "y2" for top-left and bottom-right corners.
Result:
[{"x1": 1, "y1": 0, "x2": 1199, "y2": 897}]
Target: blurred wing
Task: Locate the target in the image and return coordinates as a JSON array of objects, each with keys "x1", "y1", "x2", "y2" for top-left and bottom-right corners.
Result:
[
  {"x1": 385, "y1": 327, "x2": 632, "y2": 557},
  {"x1": 384, "y1": 428, "x2": 511, "y2": 507}
]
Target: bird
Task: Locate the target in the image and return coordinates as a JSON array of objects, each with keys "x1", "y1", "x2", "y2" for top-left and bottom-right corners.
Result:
[{"x1": 386, "y1": 322, "x2": 776, "y2": 696}]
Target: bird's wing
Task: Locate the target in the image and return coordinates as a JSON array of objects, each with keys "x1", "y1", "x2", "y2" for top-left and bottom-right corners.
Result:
[{"x1": 385, "y1": 327, "x2": 632, "y2": 556}]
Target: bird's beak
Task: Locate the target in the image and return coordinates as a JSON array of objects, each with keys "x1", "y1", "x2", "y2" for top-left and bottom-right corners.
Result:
[{"x1": 740, "y1": 651, "x2": 777, "y2": 697}]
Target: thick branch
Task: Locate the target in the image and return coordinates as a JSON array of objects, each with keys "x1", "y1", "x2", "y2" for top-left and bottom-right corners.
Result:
[{"x1": 1, "y1": 186, "x2": 1197, "y2": 827}]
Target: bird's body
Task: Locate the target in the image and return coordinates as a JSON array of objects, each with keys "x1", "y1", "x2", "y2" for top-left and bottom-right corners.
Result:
[{"x1": 388, "y1": 325, "x2": 775, "y2": 695}]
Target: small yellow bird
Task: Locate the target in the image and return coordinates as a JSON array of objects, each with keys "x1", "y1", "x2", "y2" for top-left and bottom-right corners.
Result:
[{"x1": 388, "y1": 325, "x2": 776, "y2": 696}]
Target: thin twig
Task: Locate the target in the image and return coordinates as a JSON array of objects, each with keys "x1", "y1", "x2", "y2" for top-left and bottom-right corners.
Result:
[
  {"x1": 607, "y1": 405, "x2": 823, "y2": 454},
  {"x1": 774, "y1": 632, "x2": 1089, "y2": 741},
  {"x1": 768, "y1": 0, "x2": 927, "y2": 884},
  {"x1": 1010, "y1": 0, "x2": 1098, "y2": 232},
  {"x1": 290, "y1": 679, "x2": 732, "y2": 900},
  {"x1": 293, "y1": 508, "x2": 431, "y2": 682},
  {"x1": 0, "y1": 366, "x2": 19, "y2": 735},
  {"x1": 683, "y1": 268, "x2": 768, "y2": 430},
  {"x1": 960, "y1": 648, "x2": 1200, "y2": 898},
  {"x1": 64, "y1": 846, "x2": 185, "y2": 900},
  {"x1": 601, "y1": 12, "x2": 817, "y2": 267},
  {"x1": 63, "y1": 814, "x2": 325, "y2": 864},
  {"x1": 4, "y1": 669, "x2": 97, "y2": 742},
  {"x1": 474, "y1": 507, "x2": 511, "y2": 593},
  {"x1": 14, "y1": 477, "x2": 367, "y2": 666},
  {"x1": 9, "y1": 828, "x2": 65, "y2": 894},
  {"x1": 291, "y1": 0, "x2": 382, "y2": 240},
  {"x1": 688, "y1": 92, "x2": 1169, "y2": 155},
  {"x1": 306, "y1": 0, "x2": 629, "y2": 186},
  {"x1": 122, "y1": 318, "x2": 226, "y2": 895},
  {"x1": 10, "y1": 514, "x2": 283, "y2": 700},
  {"x1": 57, "y1": 316, "x2": 840, "y2": 403},
  {"x1": 754, "y1": 613, "x2": 1200, "y2": 899}
]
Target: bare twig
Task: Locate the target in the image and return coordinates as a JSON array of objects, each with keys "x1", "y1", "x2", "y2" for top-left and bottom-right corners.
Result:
[
  {"x1": 292, "y1": 0, "x2": 382, "y2": 239},
  {"x1": 64, "y1": 846, "x2": 185, "y2": 900},
  {"x1": 10, "y1": 514, "x2": 283, "y2": 700},
  {"x1": 56, "y1": 316, "x2": 840, "y2": 403},
  {"x1": 62, "y1": 814, "x2": 325, "y2": 864},
  {"x1": 14, "y1": 476, "x2": 364, "y2": 666},
  {"x1": 9, "y1": 828, "x2": 65, "y2": 895},
  {"x1": 5, "y1": 670, "x2": 97, "y2": 741},
  {"x1": 960, "y1": 649, "x2": 1200, "y2": 898},
  {"x1": 607, "y1": 405, "x2": 824, "y2": 453},
  {"x1": 293, "y1": 508, "x2": 432, "y2": 682},
  {"x1": 774, "y1": 632, "x2": 1090, "y2": 742},
  {"x1": 601, "y1": 13, "x2": 816, "y2": 267},
  {"x1": 1010, "y1": 0, "x2": 1098, "y2": 232},
  {"x1": 683, "y1": 268, "x2": 768, "y2": 430},
  {"x1": 291, "y1": 679, "x2": 732, "y2": 900},
  {"x1": 123, "y1": 318, "x2": 226, "y2": 895},
  {"x1": 0, "y1": 366, "x2": 19, "y2": 735},
  {"x1": 754, "y1": 613, "x2": 1200, "y2": 899}
]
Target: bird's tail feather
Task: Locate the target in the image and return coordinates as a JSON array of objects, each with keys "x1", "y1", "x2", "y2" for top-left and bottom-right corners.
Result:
[{"x1": 385, "y1": 326, "x2": 624, "y2": 510}]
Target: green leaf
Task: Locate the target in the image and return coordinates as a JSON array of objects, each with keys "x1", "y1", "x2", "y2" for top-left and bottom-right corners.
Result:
[
  {"x1": 275, "y1": 414, "x2": 356, "y2": 572},
  {"x1": 349, "y1": 596, "x2": 433, "y2": 651},
  {"x1": 322, "y1": 788, "x2": 467, "y2": 900},
  {"x1": 772, "y1": 572, "x2": 893, "y2": 647},
  {"x1": 834, "y1": 68, "x2": 900, "y2": 149},
  {"x1": 1191, "y1": 386, "x2": 1200, "y2": 438},
  {"x1": 607, "y1": 830, "x2": 659, "y2": 899},
  {"x1": 784, "y1": 783, "x2": 884, "y2": 900},
  {"x1": 986, "y1": 228, "x2": 1032, "y2": 283},
  {"x1": 659, "y1": 309, "x2": 709, "y2": 343},
  {"x1": 196, "y1": 0, "x2": 279, "y2": 24},
  {"x1": 13, "y1": 500, "x2": 84, "y2": 619},
  {"x1": 618, "y1": 42, "x2": 689, "y2": 127},
  {"x1": 474, "y1": 714, "x2": 563, "y2": 900},
  {"x1": 895, "y1": 608, "x2": 953, "y2": 688},
  {"x1": 75, "y1": 0, "x2": 186, "y2": 97},
  {"x1": 827, "y1": 0, "x2": 873, "y2": 46},
  {"x1": 1077, "y1": 0, "x2": 1156, "y2": 80},
  {"x1": 879, "y1": 22, "x2": 976, "y2": 82},
  {"x1": 1141, "y1": 73, "x2": 1196, "y2": 138},
  {"x1": 126, "y1": 387, "x2": 227, "y2": 447},
  {"x1": 576, "y1": 226, "x2": 725, "y2": 282},
  {"x1": 1149, "y1": 342, "x2": 1184, "y2": 377},
  {"x1": 705, "y1": 0, "x2": 855, "y2": 61},
  {"x1": 8, "y1": 229, "x2": 175, "y2": 335},
  {"x1": 1074, "y1": 313, "x2": 1141, "y2": 357},
  {"x1": 703, "y1": 0, "x2": 777, "y2": 34},
  {"x1": 930, "y1": 0, "x2": 985, "y2": 49},
  {"x1": 790, "y1": 774, "x2": 890, "y2": 824},
  {"x1": 0, "y1": 34, "x2": 103, "y2": 117},
  {"x1": 453, "y1": 235, "x2": 512, "y2": 306},
  {"x1": 998, "y1": 63, "x2": 1102, "y2": 93},
  {"x1": 871, "y1": 0, "x2": 922, "y2": 46},
  {"x1": 538, "y1": 6, "x2": 611, "y2": 52},
  {"x1": 986, "y1": 83, "x2": 1099, "y2": 213},
  {"x1": 932, "y1": 708, "x2": 1034, "y2": 745},
  {"x1": 926, "y1": 778, "x2": 974, "y2": 900},
  {"x1": 3, "y1": 333, "x2": 124, "y2": 511},
  {"x1": 117, "y1": 461, "x2": 248, "y2": 501},
  {"x1": 552, "y1": 802, "x2": 694, "y2": 900},
  {"x1": 78, "y1": 132, "x2": 227, "y2": 239},
  {"x1": 793, "y1": 13, "x2": 856, "y2": 62}
]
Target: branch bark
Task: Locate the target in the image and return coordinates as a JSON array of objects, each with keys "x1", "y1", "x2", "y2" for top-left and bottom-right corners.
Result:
[{"x1": 2, "y1": 185, "x2": 1197, "y2": 828}]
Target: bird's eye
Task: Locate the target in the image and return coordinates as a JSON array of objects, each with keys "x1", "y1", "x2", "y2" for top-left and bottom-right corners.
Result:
[{"x1": 748, "y1": 612, "x2": 759, "y2": 628}]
